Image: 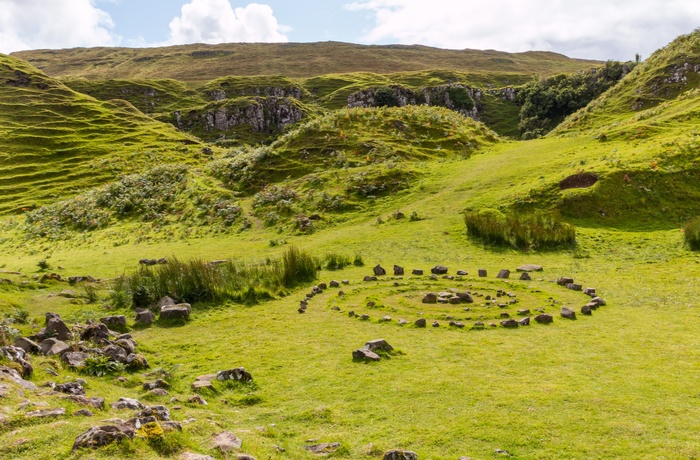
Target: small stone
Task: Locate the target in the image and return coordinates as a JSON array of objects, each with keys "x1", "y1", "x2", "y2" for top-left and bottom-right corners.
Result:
[
  {"x1": 566, "y1": 283, "x2": 582, "y2": 291},
  {"x1": 330, "y1": 280, "x2": 340, "y2": 288},
  {"x1": 500, "y1": 319, "x2": 518, "y2": 328},
  {"x1": 432, "y1": 321, "x2": 439, "y2": 327},
  {"x1": 414, "y1": 318, "x2": 427, "y2": 328},
  {"x1": 353, "y1": 349, "x2": 380, "y2": 361},
  {"x1": 393, "y1": 265, "x2": 404, "y2": 275},
  {"x1": 517, "y1": 264, "x2": 543, "y2": 272},
  {"x1": 557, "y1": 277, "x2": 574, "y2": 286},
  {"x1": 449, "y1": 296, "x2": 461, "y2": 304},
  {"x1": 560, "y1": 307, "x2": 576, "y2": 319},
  {"x1": 383, "y1": 449, "x2": 418, "y2": 460},
  {"x1": 381, "y1": 315, "x2": 392, "y2": 322},
  {"x1": 535, "y1": 314, "x2": 554, "y2": 324},
  {"x1": 411, "y1": 269, "x2": 423, "y2": 275},
  {"x1": 422, "y1": 293, "x2": 437, "y2": 303},
  {"x1": 518, "y1": 317, "x2": 531, "y2": 326},
  {"x1": 212, "y1": 431, "x2": 242, "y2": 452},
  {"x1": 365, "y1": 339, "x2": 393, "y2": 352},
  {"x1": 590, "y1": 297, "x2": 606, "y2": 306},
  {"x1": 398, "y1": 319, "x2": 408, "y2": 325},
  {"x1": 188, "y1": 394, "x2": 208, "y2": 405},
  {"x1": 478, "y1": 269, "x2": 487, "y2": 277},
  {"x1": 305, "y1": 443, "x2": 341, "y2": 454},
  {"x1": 150, "y1": 388, "x2": 169, "y2": 396},
  {"x1": 456, "y1": 270, "x2": 468, "y2": 275},
  {"x1": 583, "y1": 287, "x2": 596, "y2": 296},
  {"x1": 519, "y1": 272, "x2": 532, "y2": 281},
  {"x1": 496, "y1": 269, "x2": 510, "y2": 279},
  {"x1": 360, "y1": 314, "x2": 370, "y2": 320},
  {"x1": 363, "y1": 276, "x2": 378, "y2": 282},
  {"x1": 431, "y1": 265, "x2": 448, "y2": 274},
  {"x1": 73, "y1": 409, "x2": 94, "y2": 417},
  {"x1": 517, "y1": 309, "x2": 531, "y2": 315},
  {"x1": 581, "y1": 304, "x2": 593, "y2": 315},
  {"x1": 373, "y1": 265, "x2": 386, "y2": 276}
]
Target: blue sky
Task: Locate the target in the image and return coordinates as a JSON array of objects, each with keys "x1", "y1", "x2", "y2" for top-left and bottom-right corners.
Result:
[{"x1": 2, "y1": 0, "x2": 700, "y2": 61}]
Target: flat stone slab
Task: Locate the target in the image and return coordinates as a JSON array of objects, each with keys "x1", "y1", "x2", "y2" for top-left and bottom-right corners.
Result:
[{"x1": 516, "y1": 264, "x2": 543, "y2": 272}]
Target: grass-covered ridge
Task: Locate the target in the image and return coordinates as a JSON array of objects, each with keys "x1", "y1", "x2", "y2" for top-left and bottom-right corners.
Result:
[
  {"x1": 0, "y1": 54, "x2": 201, "y2": 214},
  {"x1": 13, "y1": 42, "x2": 602, "y2": 81}
]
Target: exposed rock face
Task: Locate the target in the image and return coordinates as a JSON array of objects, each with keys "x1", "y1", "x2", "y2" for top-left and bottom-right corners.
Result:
[
  {"x1": 348, "y1": 84, "x2": 481, "y2": 120},
  {"x1": 383, "y1": 450, "x2": 419, "y2": 460},
  {"x1": 209, "y1": 85, "x2": 303, "y2": 101},
  {"x1": 174, "y1": 97, "x2": 305, "y2": 135}
]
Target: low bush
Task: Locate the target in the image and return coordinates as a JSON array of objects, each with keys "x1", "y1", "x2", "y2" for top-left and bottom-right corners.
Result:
[
  {"x1": 683, "y1": 217, "x2": 700, "y2": 250},
  {"x1": 464, "y1": 209, "x2": 576, "y2": 250}
]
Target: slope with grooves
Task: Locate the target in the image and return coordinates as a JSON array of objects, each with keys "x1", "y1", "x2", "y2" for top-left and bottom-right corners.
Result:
[
  {"x1": 13, "y1": 42, "x2": 602, "y2": 81},
  {"x1": 0, "y1": 54, "x2": 199, "y2": 214}
]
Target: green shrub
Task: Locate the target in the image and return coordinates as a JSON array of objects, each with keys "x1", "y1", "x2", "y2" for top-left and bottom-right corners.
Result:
[
  {"x1": 82, "y1": 354, "x2": 124, "y2": 377},
  {"x1": 353, "y1": 253, "x2": 365, "y2": 267},
  {"x1": 37, "y1": 259, "x2": 50, "y2": 270},
  {"x1": 323, "y1": 253, "x2": 352, "y2": 270},
  {"x1": 282, "y1": 247, "x2": 317, "y2": 288},
  {"x1": 374, "y1": 86, "x2": 400, "y2": 107},
  {"x1": 464, "y1": 210, "x2": 576, "y2": 250},
  {"x1": 683, "y1": 217, "x2": 700, "y2": 250}
]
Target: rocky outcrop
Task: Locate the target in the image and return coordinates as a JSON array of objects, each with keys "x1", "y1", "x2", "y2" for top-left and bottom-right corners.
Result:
[
  {"x1": 174, "y1": 97, "x2": 305, "y2": 135},
  {"x1": 347, "y1": 84, "x2": 481, "y2": 119},
  {"x1": 209, "y1": 85, "x2": 303, "y2": 101}
]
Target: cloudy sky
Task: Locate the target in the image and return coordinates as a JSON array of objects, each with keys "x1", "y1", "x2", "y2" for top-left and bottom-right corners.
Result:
[{"x1": 1, "y1": 0, "x2": 699, "y2": 60}]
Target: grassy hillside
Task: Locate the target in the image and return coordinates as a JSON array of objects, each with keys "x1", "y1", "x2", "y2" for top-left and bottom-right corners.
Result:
[
  {"x1": 12, "y1": 42, "x2": 601, "y2": 81},
  {"x1": 3, "y1": 33, "x2": 700, "y2": 460},
  {"x1": 0, "y1": 54, "x2": 204, "y2": 214}
]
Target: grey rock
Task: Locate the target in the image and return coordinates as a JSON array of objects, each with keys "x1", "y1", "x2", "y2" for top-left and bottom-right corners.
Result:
[
  {"x1": 135, "y1": 405, "x2": 170, "y2": 421},
  {"x1": 72, "y1": 425, "x2": 134, "y2": 452},
  {"x1": 65, "y1": 395, "x2": 105, "y2": 409},
  {"x1": 393, "y1": 265, "x2": 404, "y2": 275},
  {"x1": 519, "y1": 272, "x2": 532, "y2": 281},
  {"x1": 449, "y1": 296, "x2": 461, "y2": 304},
  {"x1": 500, "y1": 319, "x2": 518, "y2": 328},
  {"x1": 181, "y1": 453, "x2": 216, "y2": 460},
  {"x1": 212, "y1": 431, "x2": 242, "y2": 452},
  {"x1": 422, "y1": 293, "x2": 437, "y2": 303},
  {"x1": 46, "y1": 315, "x2": 72, "y2": 341},
  {"x1": 478, "y1": 269, "x2": 487, "y2": 277},
  {"x1": 111, "y1": 398, "x2": 144, "y2": 410},
  {"x1": 535, "y1": 314, "x2": 554, "y2": 324},
  {"x1": 13, "y1": 337, "x2": 40, "y2": 354},
  {"x1": 55, "y1": 381, "x2": 85, "y2": 396},
  {"x1": 216, "y1": 367, "x2": 252, "y2": 383},
  {"x1": 590, "y1": 297, "x2": 606, "y2": 306},
  {"x1": 305, "y1": 442, "x2": 341, "y2": 453},
  {"x1": 352, "y1": 348, "x2": 380, "y2": 361},
  {"x1": 104, "y1": 344, "x2": 128, "y2": 363},
  {"x1": 583, "y1": 287, "x2": 596, "y2": 296},
  {"x1": 414, "y1": 318, "x2": 427, "y2": 328},
  {"x1": 411, "y1": 269, "x2": 423, "y2": 275},
  {"x1": 73, "y1": 409, "x2": 94, "y2": 417},
  {"x1": 100, "y1": 316, "x2": 126, "y2": 329},
  {"x1": 365, "y1": 339, "x2": 393, "y2": 352},
  {"x1": 115, "y1": 338, "x2": 136, "y2": 355},
  {"x1": 188, "y1": 394, "x2": 207, "y2": 405},
  {"x1": 26, "y1": 407, "x2": 66, "y2": 418},
  {"x1": 518, "y1": 317, "x2": 531, "y2": 326},
  {"x1": 496, "y1": 269, "x2": 510, "y2": 279},
  {"x1": 363, "y1": 276, "x2": 378, "y2": 281},
  {"x1": 39, "y1": 338, "x2": 70, "y2": 357},
  {"x1": 160, "y1": 303, "x2": 191, "y2": 320},
  {"x1": 566, "y1": 283, "x2": 582, "y2": 291},
  {"x1": 329, "y1": 280, "x2": 340, "y2": 288},
  {"x1": 383, "y1": 450, "x2": 419, "y2": 460},
  {"x1": 557, "y1": 277, "x2": 574, "y2": 286},
  {"x1": 581, "y1": 304, "x2": 593, "y2": 315},
  {"x1": 431, "y1": 265, "x2": 448, "y2": 274},
  {"x1": 373, "y1": 264, "x2": 386, "y2": 276},
  {"x1": 516, "y1": 264, "x2": 543, "y2": 272},
  {"x1": 457, "y1": 292, "x2": 474, "y2": 303},
  {"x1": 560, "y1": 307, "x2": 577, "y2": 319},
  {"x1": 0, "y1": 365, "x2": 37, "y2": 390}
]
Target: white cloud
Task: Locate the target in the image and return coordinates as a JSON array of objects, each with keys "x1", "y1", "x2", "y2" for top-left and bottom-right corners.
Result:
[
  {"x1": 344, "y1": 0, "x2": 700, "y2": 60},
  {"x1": 0, "y1": 0, "x2": 118, "y2": 54},
  {"x1": 167, "y1": 1, "x2": 288, "y2": 45}
]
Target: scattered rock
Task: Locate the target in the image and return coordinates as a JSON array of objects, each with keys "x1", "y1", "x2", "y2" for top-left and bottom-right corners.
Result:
[
  {"x1": 432, "y1": 321, "x2": 440, "y2": 327},
  {"x1": 61, "y1": 351, "x2": 90, "y2": 368},
  {"x1": 74, "y1": 409, "x2": 94, "y2": 417},
  {"x1": 65, "y1": 395, "x2": 105, "y2": 409},
  {"x1": 590, "y1": 297, "x2": 606, "y2": 307},
  {"x1": 104, "y1": 344, "x2": 128, "y2": 363},
  {"x1": 383, "y1": 450, "x2": 418, "y2": 460},
  {"x1": 496, "y1": 269, "x2": 510, "y2": 279},
  {"x1": 160, "y1": 303, "x2": 191, "y2": 321},
  {"x1": 363, "y1": 276, "x2": 378, "y2": 282},
  {"x1": 517, "y1": 264, "x2": 543, "y2": 272},
  {"x1": 212, "y1": 431, "x2": 242, "y2": 452},
  {"x1": 373, "y1": 265, "x2": 386, "y2": 276},
  {"x1": 72, "y1": 425, "x2": 135, "y2": 451},
  {"x1": 412, "y1": 269, "x2": 424, "y2": 275},
  {"x1": 305, "y1": 442, "x2": 341, "y2": 454},
  {"x1": 519, "y1": 272, "x2": 532, "y2": 281},
  {"x1": 111, "y1": 398, "x2": 144, "y2": 410},
  {"x1": 518, "y1": 317, "x2": 531, "y2": 326},
  {"x1": 0, "y1": 365, "x2": 37, "y2": 390},
  {"x1": 365, "y1": 339, "x2": 393, "y2": 352},
  {"x1": 45, "y1": 314, "x2": 72, "y2": 341},
  {"x1": 581, "y1": 304, "x2": 593, "y2": 315},
  {"x1": 566, "y1": 283, "x2": 582, "y2": 291},
  {"x1": 478, "y1": 269, "x2": 487, "y2": 277},
  {"x1": 188, "y1": 394, "x2": 208, "y2": 405},
  {"x1": 55, "y1": 381, "x2": 85, "y2": 396},
  {"x1": 393, "y1": 265, "x2": 404, "y2": 275},
  {"x1": 560, "y1": 307, "x2": 577, "y2": 319},
  {"x1": 500, "y1": 319, "x2": 518, "y2": 328},
  {"x1": 125, "y1": 353, "x2": 149, "y2": 370},
  {"x1": 191, "y1": 380, "x2": 214, "y2": 392},
  {"x1": 398, "y1": 319, "x2": 408, "y2": 325},
  {"x1": 329, "y1": 280, "x2": 340, "y2": 288},
  {"x1": 80, "y1": 321, "x2": 111, "y2": 344},
  {"x1": 381, "y1": 315, "x2": 392, "y2": 322},
  {"x1": 150, "y1": 388, "x2": 169, "y2": 396},
  {"x1": 449, "y1": 321, "x2": 465, "y2": 328},
  {"x1": 26, "y1": 407, "x2": 66, "y2": 418},
  {"x1": 422, "y1": 293, "x2": 437, "y2": 304},
  {"x1": 100, "y1": 316, "x2": 127, "y2": 329},
  {"x1": 13, "y1": 337, "x2": 40, "y2": 354},
  {"x1": 535, "y1": 314, "x2": 554, "y2": 324},
  {"x1": 181, "y1": 453, "x2": 215, "y2": 460},
  {"x1": 161, "y1": 421, "x2": 183, "y2": 432},
  {"x1": 557, "y1": 277, "x2": 574, "y2": 286},
  {"x1": 583, "y1": 287, "x2": 596, "y2": 296},
  {"x1": 457, "y1": 292, "x2": 474, "y2": 303},
  {"x1": 414, "y1": 318, "x2": 427, "y2": 328},
  {"x1": 39, "y1": 338, "x2": 70, "y2": 357},
  {"x1": 431, "y1": 265, "x2": 448, "y2": 275},
  {"x1": 216, "y1": 367, "x2": 252, "y2": 383},
  {"x1": 353, "y1": 348, "x2": 380, "y2": 361},
  {"x1": 360, "y1": 314, "x2": 370, "y2": 321},
  {"x1": 135, "y1": 405, "x2": 170, "y2": 421},
  {"x1": 143, "y1": 380, "x2": 169, "y2": 391}
]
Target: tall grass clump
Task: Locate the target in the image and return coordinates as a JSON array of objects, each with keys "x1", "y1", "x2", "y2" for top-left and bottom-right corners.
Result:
[
  {"x1": 683, "y1": 217, "x2": 700, "y2": 250},
  {"x1": 113, "y1": 247, "x2": 318, "y2": 308},
  {"x1": 464, "y1": 209, "x2": 576, "y2": 250}
]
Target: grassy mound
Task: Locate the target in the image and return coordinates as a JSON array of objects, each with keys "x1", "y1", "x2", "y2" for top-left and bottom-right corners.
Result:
[{"x1": 0, "y1": 55, "x2": 200, "y2": 214}]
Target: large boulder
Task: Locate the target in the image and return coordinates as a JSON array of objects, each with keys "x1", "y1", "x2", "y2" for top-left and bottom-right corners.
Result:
[
  {"x1": 456, "y1": 292, "x2": 474, "y2": 303},
  {"x1": 72, "y1": 425, "x2": 135, "y2": 452},
  {"x1": 104, "y1": 344, "x2": 128, "y2": 363},
  {"x1": 160, "y1": 303, "x2": 191, "y2": 321},
  {"x1": 0, "y1": 365, "x2": 37, "y2": 390},
  {"x1": 115, "y1": 338, "x2": 136, "y2": 355},
  {"x1": 13, "y1": 337, "x2": 40, "y2": 354}
]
